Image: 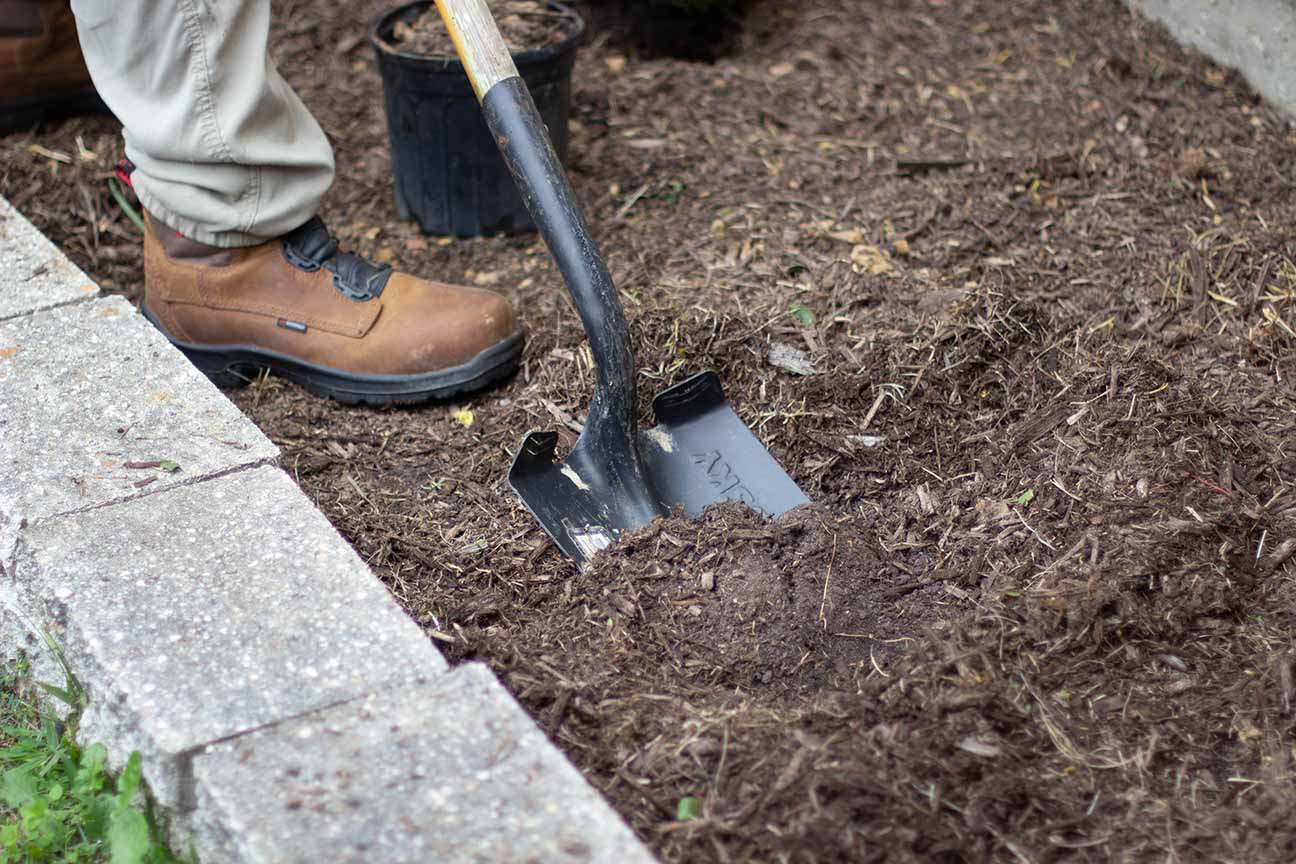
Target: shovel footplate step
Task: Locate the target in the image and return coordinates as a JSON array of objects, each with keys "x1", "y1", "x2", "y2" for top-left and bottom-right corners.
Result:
[{"x1": 641, "y1": 371, "x2": 809, "y2": 519}]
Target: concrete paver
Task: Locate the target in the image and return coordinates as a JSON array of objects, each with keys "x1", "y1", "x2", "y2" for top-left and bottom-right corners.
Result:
[
  {"x1": 0, "y1": 296, "x2": 277, "y2": 522},
  {"x1": 189, "y1": 663, "x2": 655, "y2": 864},
  {"x1": 14, "y1": 466, "x2": 448, "y2": 809},
  {"x1": 0, "y1": 197, "x2": 99, "y2": 320}
]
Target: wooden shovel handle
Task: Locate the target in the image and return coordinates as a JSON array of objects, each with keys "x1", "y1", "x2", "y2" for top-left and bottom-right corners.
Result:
[{"x1": 433, "y1": 0, "x2": 520, "y2": 102}]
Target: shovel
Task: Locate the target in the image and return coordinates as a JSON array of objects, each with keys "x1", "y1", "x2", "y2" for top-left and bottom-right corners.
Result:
[{"x1": 435, "y1": 0, "x2": 809, "y2": 565}]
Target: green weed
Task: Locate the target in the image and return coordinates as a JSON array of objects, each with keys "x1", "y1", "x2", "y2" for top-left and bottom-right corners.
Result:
[{"x1": 0, "y1": 658, "x2": 183, "y2": 863}]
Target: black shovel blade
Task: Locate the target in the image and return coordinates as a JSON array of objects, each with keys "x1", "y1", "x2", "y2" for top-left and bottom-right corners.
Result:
[
  {"x1": 509, "y1": 371, "x2": 808, "y2": 566},
  {"x1": 509, "y1": 428, "x2": 665, "y2": 564},
  {"x1": 639, "y1": 371, "x2": 809, "y2": 518}
]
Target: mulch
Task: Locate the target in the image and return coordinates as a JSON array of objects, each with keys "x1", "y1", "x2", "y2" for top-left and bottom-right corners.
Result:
[
  {"x1": 4, "y1": 0, "x2": 1295, "y2": 861},
  {"x1": 384, "y1": 0, "x2": 575, "y2": 57}
]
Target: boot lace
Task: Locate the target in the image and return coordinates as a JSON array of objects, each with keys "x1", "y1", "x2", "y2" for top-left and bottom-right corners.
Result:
[{"x1": 282, "y1": 216, "x2": 393, "y2": 301}]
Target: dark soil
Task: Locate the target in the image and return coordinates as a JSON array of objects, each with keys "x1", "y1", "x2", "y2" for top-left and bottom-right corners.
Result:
[
  {"x1": 386, "y1": 0, "x2": 575, "y2": 57},
  {"x1": 5, "y1": 0, "x2": 1296, "y2": 861}
]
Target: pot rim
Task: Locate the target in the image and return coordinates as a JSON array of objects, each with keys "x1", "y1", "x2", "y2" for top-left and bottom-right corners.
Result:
[{"x1": 370, "y1": 0, "x2": 585, "y2": 67}]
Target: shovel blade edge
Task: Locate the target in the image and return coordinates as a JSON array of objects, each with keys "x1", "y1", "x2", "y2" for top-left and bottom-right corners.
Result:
[{"x1": 509, "y1": 430, "x2": 660, "y2": 566}]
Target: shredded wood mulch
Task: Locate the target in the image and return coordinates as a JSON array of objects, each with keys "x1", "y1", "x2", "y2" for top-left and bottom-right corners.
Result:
[
  {"x1": 4, "y1": 0, "x2": 1295, "y2": 860},
  {"x1": 385, "y1": 0, "x2": 575, "y2": 58}
]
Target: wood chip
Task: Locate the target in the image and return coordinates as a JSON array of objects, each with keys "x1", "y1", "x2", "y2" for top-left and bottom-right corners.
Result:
[
  {"x1": 957, "y1": 736, "x2": 1001, "y2": 758},
  {"x1": 768, "y1": 342, "x2": 818, "y2": 375}
]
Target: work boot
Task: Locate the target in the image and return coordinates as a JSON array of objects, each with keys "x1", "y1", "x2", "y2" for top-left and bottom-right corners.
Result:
[
  {"x1": 141, "y1": 213, "x2": 524, "y2": 405},
  {"x1": 0, "y1": 0, "x2": 109, "y2": 135}
]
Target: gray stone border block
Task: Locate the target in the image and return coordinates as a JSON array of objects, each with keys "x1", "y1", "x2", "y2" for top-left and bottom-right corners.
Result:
[
  {"x1": 14, "y1": 466, "x2": 448, "y2": 809},
  {"x1": 0, "y1": 197, "x2": 99, "y2": 320},
  {"x1": 0, "y1": 295, "x2": 277, "y2": 522},
  {"x1": 188, "y1": 663, "x2": 656, "y2": 864},
  {"x1": 1131, "y1": 0, "x2": 1296, "y2": 119}
]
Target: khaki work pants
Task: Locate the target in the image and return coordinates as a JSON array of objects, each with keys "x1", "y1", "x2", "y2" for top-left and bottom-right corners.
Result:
[{"x1": 71, "y1": 0, "x2": 336, "y2": 247}]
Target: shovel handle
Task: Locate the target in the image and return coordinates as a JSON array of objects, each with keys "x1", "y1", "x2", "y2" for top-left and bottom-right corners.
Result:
[
  {"x1": 433, "y1": 0, "x2": 518, "y2": 101},
  {"x1": 433, "y1": 0, "x2": 637, "y2": 425}
]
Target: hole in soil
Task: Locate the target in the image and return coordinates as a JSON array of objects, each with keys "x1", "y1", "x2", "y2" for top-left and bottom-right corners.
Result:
[{"x1": 576, "y1": 502, "x2": 952, "y2": 698}]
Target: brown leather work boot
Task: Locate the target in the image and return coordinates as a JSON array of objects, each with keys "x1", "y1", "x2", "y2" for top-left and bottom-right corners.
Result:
[
  {"x1": 0, "y1": 0, "x2": 109, "y2": 135},
  {"x1": 141, "y1": 213, "x2": 524, "y2": 405}
]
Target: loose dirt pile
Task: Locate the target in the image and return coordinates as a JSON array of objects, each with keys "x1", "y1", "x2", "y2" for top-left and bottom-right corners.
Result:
[
  {"x1": 4, "y1": 0, "x2": 1295, "y2": 860},
  {"x1": 564, "y1": 503, "x2": 947, "y2": 693}
]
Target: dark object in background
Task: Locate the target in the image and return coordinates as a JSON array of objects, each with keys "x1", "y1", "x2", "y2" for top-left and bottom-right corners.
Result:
[
  {"x1": 576, "y1": 0, "x2": 751, "y2": 61},
  {"x1": 0, "y1": 0, "x2": 112, "y2": 136},
  {"x1": 369, "y1": 1, "x2": 584, "y2": 236}
]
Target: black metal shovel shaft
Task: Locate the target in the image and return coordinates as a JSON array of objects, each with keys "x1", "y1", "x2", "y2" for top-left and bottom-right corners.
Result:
[{"x1": 480, "y1": 80, "x2": 665, "y2": 529}]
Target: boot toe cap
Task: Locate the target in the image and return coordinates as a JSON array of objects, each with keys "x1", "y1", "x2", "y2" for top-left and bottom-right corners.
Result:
[{"x1": 379, "y1": 274, "x2": 522, "y2": 374}]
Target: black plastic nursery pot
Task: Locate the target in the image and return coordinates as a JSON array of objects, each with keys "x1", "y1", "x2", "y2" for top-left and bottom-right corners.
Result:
[{"x1": 371, "y1": 1, "x2": 585, "y2": 236}]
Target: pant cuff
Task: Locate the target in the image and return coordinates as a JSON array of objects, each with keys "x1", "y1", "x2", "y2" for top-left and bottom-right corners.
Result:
[{"x1": 133, "y1": 185, "x2": 274, "y2": 249}]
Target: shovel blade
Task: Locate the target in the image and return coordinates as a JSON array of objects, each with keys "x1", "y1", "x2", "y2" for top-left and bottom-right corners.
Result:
[
  {"x1": 640, "y1": 371, "x2": 809, "y2": 518},
  {"x1": 509, "y1": 371, "x2": 808, "y2": 567},
  {"x1": 509, "y1": 430, "x2": 665, "y2": 564}
]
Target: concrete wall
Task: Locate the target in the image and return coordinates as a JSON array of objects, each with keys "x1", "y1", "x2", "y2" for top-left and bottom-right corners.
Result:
[{"x1": 1130, "y1": 0, "x2": 1296, "y2": 119}]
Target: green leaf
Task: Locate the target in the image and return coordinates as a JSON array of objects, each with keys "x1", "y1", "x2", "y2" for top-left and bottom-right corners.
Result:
[
  {"x1": 157, "y1": 460, "x2": 180, "y2": 473},
  {"x1": 77, "y1": 743, "x2": 107, "y2": 792},
  {"x1": 1014, "y1": 489, "x2": 1035, "y2": 506},
  {"x1": 676, "y1": 795, "x2": 700, "y2": 821},
  {"x1": 36, "y1": 680, "x2": 78, "y2": 708},
  {"x1": 0, "y1": 822, "x2": 19, "y2": 855},
  {"x1": 789, "y1": 305, "x2": 815, "y2": 327},
  {"x1": 113, "y1": 752, "x2": 142, "y2": 808},
  {"x1": 2, "y1": 767, "x2": 37, "y2": 808},
  {"x1": 84, "y1": 793, "x2": 112, "y2": 839},
  {"x1": 108, "y1": 807, "x2": 150, "y2": 864},
  {"x1": 19, "y1": 798, "x2": 50, "y2": 840},
  {"x1": 46, "y1": 782, "x2": 63, "y2": 802}
]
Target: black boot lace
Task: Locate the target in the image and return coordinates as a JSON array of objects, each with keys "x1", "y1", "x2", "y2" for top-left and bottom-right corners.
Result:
[{"x1": 281, "y1": 216, "x2": 393, "y2": 301}]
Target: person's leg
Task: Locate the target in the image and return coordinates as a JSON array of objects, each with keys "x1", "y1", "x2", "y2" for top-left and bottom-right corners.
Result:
[
  {"x1": 71, "y1": 0, "x2": 333, "y2": 246},
  {"x1": 0, "y1": 0, "x2": 108, "y2": 134},
  {"x1": 66, "y1": 0, "x2": 524, "y2": 404}
]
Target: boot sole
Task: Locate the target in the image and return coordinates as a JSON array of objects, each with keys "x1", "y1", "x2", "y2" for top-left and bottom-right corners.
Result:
[
  {"x1": 142, "y1": 307, "x2": 524, "y2": 406},
  {"x1": 0, "y1": 89, "x2": 112, "y2": 136}
]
